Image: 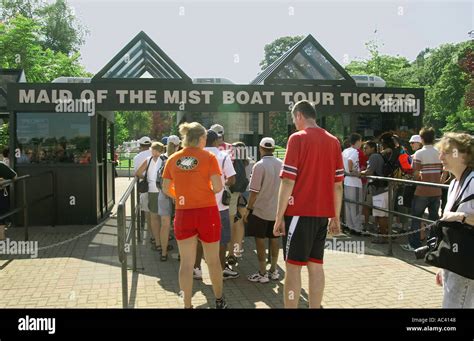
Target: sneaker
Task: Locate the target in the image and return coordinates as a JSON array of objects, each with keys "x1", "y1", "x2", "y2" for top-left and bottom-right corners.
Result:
[
  {"x1": 223, "y1": 266, "x2": 239, "y2": 280},
  {"x1": 268, "y1": 269, "x2": 280, "y2": 281},
  {"x1": 215, "y1": 296, "x2": 228, "y2": 309},
  {"x1": 400, "y1": 244, "x2": 416, "y2": 252},
  {"x1": 247, "y1": 271, "x2": 269, "y2": 283},
  {"x1": 193, "y1": 267, "x2": 202, "y2": 280}
]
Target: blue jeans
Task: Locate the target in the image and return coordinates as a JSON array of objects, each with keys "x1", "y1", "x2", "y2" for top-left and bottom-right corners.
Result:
[
  {"x1": 408, "y1": 196, "x2": 440, "y2": 248},
  {"x1": 443, "y1": 270, "x2": 474, "y2": 308}
]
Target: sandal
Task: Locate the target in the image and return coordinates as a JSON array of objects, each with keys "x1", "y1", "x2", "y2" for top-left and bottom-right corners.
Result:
[
  {"x1": 160, "y1": 254, "x2": 168, "y2": 261},
  {"x1": 159, "y1": 245, "x2": 174, "y2": 253}
]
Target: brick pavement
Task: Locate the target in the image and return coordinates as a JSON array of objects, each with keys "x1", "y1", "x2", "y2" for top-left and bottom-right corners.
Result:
[{"x1": 0, "y1": 177, "x2": 443, "y2": 308}]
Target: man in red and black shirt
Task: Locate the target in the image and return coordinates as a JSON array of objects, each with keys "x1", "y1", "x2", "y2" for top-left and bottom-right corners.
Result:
[{"x1": 274, "y1": 100, "x2": 344, "y2": 309}]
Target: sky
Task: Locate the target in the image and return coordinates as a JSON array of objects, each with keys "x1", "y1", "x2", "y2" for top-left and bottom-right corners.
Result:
[{"x1": 70, "y1": 0, "x2": 473, "y2": 84}]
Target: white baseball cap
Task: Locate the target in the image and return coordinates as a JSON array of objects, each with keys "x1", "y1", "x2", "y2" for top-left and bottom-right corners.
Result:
[
  {"x1": 260, "y1": 137, "x2": 275, "y2": 149},
  {"x1": 167, "y1": 135, "x2": 181, "y2": 145},
  {"x1": 138, "y1": 136, "x2": 152, "y2": 145},
  {"x1": 210, "y1": 124, "x2": 224, "y2": 136},
  {"x1": 409, "y1": 135, "x2": 422, "y2": 143}
]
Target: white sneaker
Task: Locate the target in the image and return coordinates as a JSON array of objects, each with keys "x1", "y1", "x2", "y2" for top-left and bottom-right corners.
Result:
[
  {"x1": 247, "y1": 271, "x2": 269, "y2": 283},
  {"x1": 400, "y1": 244, "x2": 416, "y2": 252},
  {"x1": 193, "y1": 267, "x2": 202, "y2": 280},
  {"x1": 269, "y1": 269, "x2": 280, "y2": 281},
  {"x1": 223, "y1": 266, "x2": 239, "y2": 280}
]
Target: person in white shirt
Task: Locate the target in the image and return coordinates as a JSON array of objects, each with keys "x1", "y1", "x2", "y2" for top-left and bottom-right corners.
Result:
[
  {"x1": 342, "y1": 133, "x2": 363, "y2": 234},
  {"x1": 135, "y1": 141, "x2": 164, "y2": 251},
  {"x1": 133, "y1": 137, "x2": 153, "y2": 244},
  {"x1": 194, "y1": 130, "x2": 239, "y2": 280},
  {"x1": 156, "y1": 135, "x2": 180, "y2": 261}
]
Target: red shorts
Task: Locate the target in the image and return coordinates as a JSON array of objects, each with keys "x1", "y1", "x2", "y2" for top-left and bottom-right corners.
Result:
[{"x1": 174, "y1": 206, "x2": 221, "y2": 243}]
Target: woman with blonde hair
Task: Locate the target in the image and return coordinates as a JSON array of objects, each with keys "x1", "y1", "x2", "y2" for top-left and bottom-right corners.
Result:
[
  {"x1": 435, "y1": 132, "x2": 473, "y2": 308},
  {"x1": 162, "y1": 122, "x2": 227, "y2": 309}
]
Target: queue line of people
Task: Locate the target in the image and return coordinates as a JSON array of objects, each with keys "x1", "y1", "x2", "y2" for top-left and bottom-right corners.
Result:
[{"x1": 132, "y1": 100, "x2": 473, "y2": 309}]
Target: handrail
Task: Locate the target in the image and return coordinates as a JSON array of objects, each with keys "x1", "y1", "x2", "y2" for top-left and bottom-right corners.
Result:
[
  {"x1": 0, "y1": 171, "x2": 56, "y2": 240},
  {"x1": 116, "y1": 176, "x2": 139, "y2": 308},
  {"x1": 362, "y1": 174, "x2": 450, "y2": 189},
  {"x1": 342, "y1": 174, "x2": 449, "y2": 256}
]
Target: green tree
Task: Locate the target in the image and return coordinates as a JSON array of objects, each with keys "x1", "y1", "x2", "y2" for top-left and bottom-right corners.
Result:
[
  {"x1": 38, "y1": 0, "x2": 86, "y2": 54},
  {"x1": 114, "y1": 111, "x2": 152, "y2": 145},
  {"x1": 1, "y1": 0, "x2": 87, "y2": 54},
  {"x1": 0, "y1": 123, "x2": 9, "y2": 150},
  {"x1": 114, "y1": 112, "x2": 129, "y2": 146},
  {"x1": 259, "y1": 35, "x2": 304, "y2": 70},
  {"x1": 0, "y1": 15, "x2": 89, "y2": 82},
  {"x1": 345, "y1": 40, "x2": 415, "y2": 87},
  {"x1": 345, "y1": 39, "x2": 473, "y2": 134}
]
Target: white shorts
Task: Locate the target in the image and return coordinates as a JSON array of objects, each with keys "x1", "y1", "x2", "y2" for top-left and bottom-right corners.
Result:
[
  {"x1": 372, "y1": 191, "x2": 389, "y2": 217},
  {"x1": 140, "y1": 192, "x2": 149, "y2": 212},
  {"x1": 229, "y1": 192, "x2": 240, "y2": 217}
]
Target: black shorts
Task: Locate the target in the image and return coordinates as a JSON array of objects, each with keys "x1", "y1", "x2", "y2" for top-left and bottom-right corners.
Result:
[
  {"x1": 283, "y1": 216, "x2": 328, "y2": 266},
  {"x1": 246, "y1": 212, "x2": 278, "y2": 239}
]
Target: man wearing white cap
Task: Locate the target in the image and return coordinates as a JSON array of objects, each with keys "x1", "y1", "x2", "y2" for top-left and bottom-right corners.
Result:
[
  {"x1": 133, "y1": 136, "x2": 153, "y2": 244},
  {"x1": 243, "y1": 137, "x2": 283, "y2": 283},
  {"x1": 409, "y1": 135, "x2": 423, "y2": 153},
  {"x1": 210, "y1": 124, "x2": 232, "y2": 152},
  {"x1": 156, "y1": 135, "x2": 181, "y2": 261}
]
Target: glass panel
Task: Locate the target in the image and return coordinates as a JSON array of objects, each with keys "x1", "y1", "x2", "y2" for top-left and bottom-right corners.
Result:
[
  {"x1": 275, "y1": 42, "x2": 345, "y2": 80},
  {"x1": 100, "y1": 39, "x2": 182, "y2": 80},
  {"x1": 16, "y1": 113, "x2": 91, "y2": 164}
]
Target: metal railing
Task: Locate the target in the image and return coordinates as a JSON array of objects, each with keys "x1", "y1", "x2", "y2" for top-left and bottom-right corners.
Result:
[
  {"x1": 0, "y1": 171, "x2": 56, "y2": 241},
  {"x1": 343, "y1": 174, "x2": 449, "y2": 256},
  {"x1": 116, "y1": 176, "x2": 140, "y2": 308}
]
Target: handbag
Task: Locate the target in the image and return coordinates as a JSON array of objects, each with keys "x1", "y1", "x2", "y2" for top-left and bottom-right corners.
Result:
[
  {"x1": 424, "y1": 193, "x2": 474, "y2": 279},
  {"x1": 138, "y1": 158, "x2": 152, "y2": 194},
  {"x1": 221, "y1": 155, "x2": 232, "y2": 206}
]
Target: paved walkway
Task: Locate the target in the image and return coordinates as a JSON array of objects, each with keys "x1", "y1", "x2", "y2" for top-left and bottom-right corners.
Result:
[{"x1": 0, "y1": 178, "x2": 443, "y2": 308}]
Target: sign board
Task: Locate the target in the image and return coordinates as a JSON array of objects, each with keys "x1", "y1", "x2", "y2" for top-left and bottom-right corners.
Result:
[{"x1": 7, "y1": 82, "x2": 424, "y2": 115}]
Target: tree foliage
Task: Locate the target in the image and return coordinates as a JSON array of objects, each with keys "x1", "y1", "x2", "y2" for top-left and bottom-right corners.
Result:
[
  {"x1": 259, "y1": 35, "x2": 304, "y2": 70},
  {"x1": 0, "y1": 15, "x2": 89, "y2": 82},
  {"x1": 1, "y1": 0, "x2": 87, "y2": 54},
  {"x1": 345, "y1": 39, "x2": 473, "y2": 134},
  {"x1": 114, "y1": 112, "x2": 152, "y2": 145}
]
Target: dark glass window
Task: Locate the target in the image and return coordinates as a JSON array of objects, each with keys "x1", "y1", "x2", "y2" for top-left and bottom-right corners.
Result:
[{"x1": 16, "y1": 113, "x2": 91, "y2": 164}]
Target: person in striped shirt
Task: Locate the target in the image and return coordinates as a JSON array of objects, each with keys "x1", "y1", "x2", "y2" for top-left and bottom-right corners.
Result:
[{"x1": 401, "y1": 127, "x2": 443, "y2": 252}]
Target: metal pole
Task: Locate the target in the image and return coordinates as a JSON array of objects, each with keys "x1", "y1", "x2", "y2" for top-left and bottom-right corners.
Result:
[
  {"x1": 22, "y1": 181, "x2": 28, "y2": 241},
  {"x1": 117, "y1": 204, "x2": 128, "y2": 308},
  {"x1": 267, "y1": 239, "x2": 271, "y2": 264},
  {"x1": 136, "y1": 180, "x2": 141, "y2": 243},
  {"x1": 52, "y1": 171, "x2": 57, "y2": 227},
  {"x1": 131, "y1": 186, "x2": 137, "y2": 272},
  {"x1": 128, "y1": 158, "x2": 131, "y2": 179},
  {"x1": 387, "y1": 183, "x2": 394, "y2": 256}
]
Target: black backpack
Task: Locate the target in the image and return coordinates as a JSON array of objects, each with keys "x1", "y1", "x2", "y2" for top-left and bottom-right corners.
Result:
[
  {"x1": 381, "y1": 149, "x2": 401, "y2": 178},
  {"x1": 371, "y1": 152, "x2": 400, "y2": 189},
  {"x1": 229, "y1": 159, "x2": 249, "y2": 193},
  {"x1": 156, "y1": 154, "x2": 168, "y2": 190}
]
